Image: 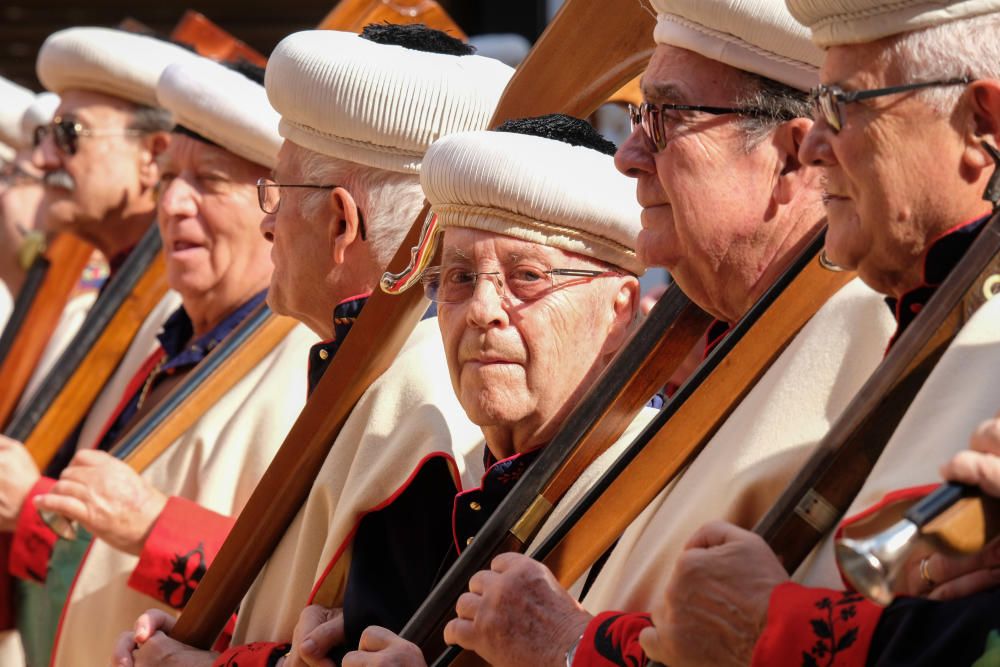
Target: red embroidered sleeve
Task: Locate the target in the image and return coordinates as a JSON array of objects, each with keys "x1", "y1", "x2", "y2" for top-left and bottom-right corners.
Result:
[
  {"x1": 127, "y1": 496, "x2": 234, "y2": 609},
  {"x1": 752, "y1": 583, "x2": 884, "y2": 667},
  {"x1": 572, "y1": 611, "x2": 651, "y2": 667},
  {"x1": 9, "y1": 476, "x2": 58, "y2": 583},
  {"x1": 212, "y1": 641, "x2": 290, "y2": 667}
]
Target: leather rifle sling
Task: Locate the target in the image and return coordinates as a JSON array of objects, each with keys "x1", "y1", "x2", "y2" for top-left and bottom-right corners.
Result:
[
  {"x1": 117, "y1": 307, "x2": 298, "y2": 473},
  {"x1": 8, "y1": 226, "x2": 168, "y2": 466},
  {"x1": 529, "y1": 231, "x2": 852, "y2": 589},
  {"x1": 170, "y1": 11, "x2": 268, "y2": 66},
  {"x1": 0, "y1": 235, "x2": 94, "y2": 429},
  {"x1": 752, "y1": 211, "x2": 1000, "y2": 572},
  {"x1": 317, "y1": 0, "x2": 467, "y2": 37},
  {"x1": 169, "y1": 0, "x2": 657, "y2": 649}
]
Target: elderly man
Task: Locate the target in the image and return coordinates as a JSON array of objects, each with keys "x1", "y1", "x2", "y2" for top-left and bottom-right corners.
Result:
[
  {"x1": 635, "y1": 1, "x2": 1000, "y2": 666},
  {"x1": 4, "y1": 53, "x2": 316, "y2": 667},
  {"x1": 113, "y1": 24, "x2": 511, "y2": 667}
]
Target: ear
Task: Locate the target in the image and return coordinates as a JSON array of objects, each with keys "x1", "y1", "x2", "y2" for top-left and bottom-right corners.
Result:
[
  {"x1": 328, "y1": 186, "x2": 363, "y2": 267},
  {"x1": 770, "y1": 117, "x2": 820, "y2": 207},
  {"x1": 137, "y1": 131, "x2": 171, "y2": 190},
  {"x1": 961, "y1": 80, "x2": 1000, "y2": 177},
  {"x1": 600, "y1": 275, "x2": 641, "y2": 359}
]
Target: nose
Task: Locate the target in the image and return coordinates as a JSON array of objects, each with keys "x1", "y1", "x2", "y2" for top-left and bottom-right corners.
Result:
[
  {"x1": 614, "y1": 125, "x2": 657, "y2": 178},
  {"x1": 32, "y1": 133, "x2": 60, "y2": 172},
  {"x1": 464, "y1": 273, "x2": 510, "y2": 330},
  {"x1": 158, "y1": 175, "x2": 198, "y2": 222},
  {"x1": 799, "y1": 120, "x2": 838, "y2": 168},
  {"x1": 259, "y1": 212, "x2": 276, "y2": 243}
]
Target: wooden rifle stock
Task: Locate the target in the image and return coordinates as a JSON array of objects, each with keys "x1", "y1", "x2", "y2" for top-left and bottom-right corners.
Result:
[
  {"x1": 170, "y1": 11, "x2": 268, "y2": 66},
  {"x1": 318, "y1": 0, "x2": 467, "y2": 37},
  {"x1": 0, "y1": 235, "x2": 94, "y2": 429},
  {"x1": 529, "y1": 231, "x2": 850, "y2": 590},
  {"x1": 753, "y1": 212, "x2": 1000, "y2": 572},
  {"x1": 5, "y1": 226, "x2": 167, "y2": 461},
  {"x1": 169, "y1": 0, "x2": 656, "y2": 649}
]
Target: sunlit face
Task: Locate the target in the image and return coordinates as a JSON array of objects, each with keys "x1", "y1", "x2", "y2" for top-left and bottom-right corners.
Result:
[
  {"x1": 259, "y1": 141, "x2": 335, "y2": 331},
  {"x1": 435, "y1": 228, "x2": 638, "y2": 454},
  {"x1": 614, "y1": 45, "x2": 794, "y2": 319},
  {"x1": 32, "y1": 89, "x2": 158, "y2": 245},
  {"x1": 798, "y1": 39, "x2": 987, "y2": 295},
  {"x1": 157, "y1": 134, "x2": 273, "y2": 309}
]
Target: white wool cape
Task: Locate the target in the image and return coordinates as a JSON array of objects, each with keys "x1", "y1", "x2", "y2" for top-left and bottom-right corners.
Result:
[
  {"x1": 48, "y1": 321, "x2": 317, "y2": 667},
  {"x1": 579, "y1": 278, "x2": 895, "y2": 611},
  {"x1": 232, "y1": 318, "x2": 487, "y2": 644},
  {"x1": 797, "y1": 291, "x2": 1000, "y2": 588}
]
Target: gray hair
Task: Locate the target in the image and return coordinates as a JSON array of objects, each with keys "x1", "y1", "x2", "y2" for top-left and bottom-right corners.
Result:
[
  {"x1": 882, "y1": 13, "x2": 1000, "y2": 114},
  {"x1": 298, "y1": 150, "x2": 426, "y2": 269},
  {"x1": 734, "y1": 73, "x2": 812, "y2": 151},
  {"x1": 129, "y1": 104, "x2": 174, "y2": 134}
]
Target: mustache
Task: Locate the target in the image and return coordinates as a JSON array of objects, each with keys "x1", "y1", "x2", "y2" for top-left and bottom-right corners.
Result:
[{"x1": 43, "y1": 170, "x2": 75, "y2": 192}]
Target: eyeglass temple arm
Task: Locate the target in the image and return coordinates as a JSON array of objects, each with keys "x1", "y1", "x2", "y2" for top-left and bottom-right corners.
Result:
[{"x1": 982, "y1": 141, "x2": 1000, "y2": 208}]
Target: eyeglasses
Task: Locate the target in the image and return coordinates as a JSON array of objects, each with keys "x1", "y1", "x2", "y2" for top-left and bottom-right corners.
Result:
[
  {"x1": 810, "y1": 76, "x2": 973, "y2": 133},
  {"x1": 32, "y1": 117, "x2": 145, "y2": 156},
  {"x1": 256, "y1": 177, "x2": 366, "y2": 240},
  {"x1": 421, "y1": 265, "x2": 622, "y2": 304},
  {"x1": 628, "y1": 102, "x2": 785, "y2": 152}
]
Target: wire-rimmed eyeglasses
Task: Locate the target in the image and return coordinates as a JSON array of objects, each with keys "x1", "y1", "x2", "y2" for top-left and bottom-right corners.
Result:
[
  {"x1": 628, "y1": 101, "x2": 788, "y2": 152},
  {"x1": 810, "y1": 76, "x2": 973, "y2": 133},
  {"x1": 33, "y1": 116, "x2": 145, "y2": 156},
  {"x1": 256, "y1": 177, "x2": 367, "y2": 240},
  {"x1": 421, "y1": 265, "x2": 622, "y2": 304}
]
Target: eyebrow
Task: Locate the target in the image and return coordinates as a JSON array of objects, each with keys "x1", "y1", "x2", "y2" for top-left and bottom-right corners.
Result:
[{"x1": 640, "y1": 81, "x2": 688, "y2": 104}]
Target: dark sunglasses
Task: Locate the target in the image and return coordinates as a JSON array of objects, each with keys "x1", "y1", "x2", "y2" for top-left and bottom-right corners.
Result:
[{"x1": 33, "y1": 116, "x2": 144, "y2": 156}]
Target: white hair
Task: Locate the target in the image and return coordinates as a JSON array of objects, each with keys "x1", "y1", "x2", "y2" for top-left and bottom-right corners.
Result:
[
  {"x1": 298, "y1": 149, "x2": 426, "y2": 269},
  {"x1": 883, "y1": 13, "x2": 1000, "y2": 114}
]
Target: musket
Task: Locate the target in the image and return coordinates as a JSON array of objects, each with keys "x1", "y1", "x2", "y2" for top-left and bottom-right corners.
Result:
[
  {"x1": 317, "y1": 0, "x2": 468, "y2": 37},
  {"x1": 419, "y1": 229, "x2": 849, "y2": 666},
  {"x1": 168, "y1": 0, "x2": 658, "y2": 649},
  {"x1": 41, "y1": 303, "x2": 299, "y2": 540},
  {"x1": 752, "y1": 209, "x2": 1000, "y2": 574},
  {"x1": 6, "y1": 226, "x2": 167, "y2": 462},
  {"x1": 0, "y1": 234, "x2": 94, "y2": 429}
]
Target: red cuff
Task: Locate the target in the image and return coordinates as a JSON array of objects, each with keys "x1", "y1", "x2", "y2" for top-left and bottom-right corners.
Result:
[
  {"x1": 127, "y1": 496, "x2": 234, "y2": 609},
  {"x1": 752, "y1": 583, "x2": 884, "y2": 667},
  {"x1": 212, "y1": 641, "x2": 290, "y2": 667},
  {"x1": 9, "y1": 477, "x2": 58, "y2": 583},
  {"x1": 573, "y1": 611, "x2": 651, "y2": 667}
]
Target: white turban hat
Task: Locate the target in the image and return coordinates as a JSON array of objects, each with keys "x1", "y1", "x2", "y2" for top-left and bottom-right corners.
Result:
[
  {"x1": 157, "y1": 58, "x2": 282, "y2": 169},
  {"x1": 785, "y1": 0, "x2": 1000, "y2": 47},
  {"x1": 20, "y1": 92, "x2": 60, "y2": 145},
  {"x1": 0, "y1": 76, "x2": 35, "y2": 149},
  {"x1": 652, "y1": 0, "x2": 823, "y2": 91},
  {"x1": 422, "y1": 120, "x2": 645, "y2": 275},
  {"x1": 265, "y1": 29, "x2": 515, "y2": 174},
  {"x1": 37, "y1": 27, "x2": 204, "y2": 107}
]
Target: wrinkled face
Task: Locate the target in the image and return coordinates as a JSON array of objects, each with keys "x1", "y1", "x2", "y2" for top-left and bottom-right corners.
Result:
[
  {"x1": 436, "y1": 228, "x2": 637, "y2": 452},
  {"x1": 799, "y1": 40, "x2": 981, "y2": 294},
  {"x1": 615, "y1": 45, "x2": 786, "y2": 317},
  {"x1": 260, "y1": 141, "x2": 334, "y2": 329},
  {"x1": 32, "y1": 89, "x2": 157, "y2": 244},
  {"x1": 157, "y1": 134, "x2": 273, "y2": 308}
]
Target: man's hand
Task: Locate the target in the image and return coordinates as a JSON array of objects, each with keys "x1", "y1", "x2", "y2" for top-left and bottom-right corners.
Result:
[
  {"x1": 34, "y1": 449, "x2": 167, "y2": 555},
  {"x1": 638, "y1": 521, "x2": 789, "y2": 667},
  {"x1": 111, "y1": 609, "x2": 178, "y2": 667},
  {"x1": 287, "y1": 604, "x2": 345, "y2": 667},
  {"x1": 341, "y1": 627, "x2": 426, "y2": 667},
  {"x1": 443, "y1": 553, "x2": 592, "y2": 667},
  {"x1": 898, "y1": 412, "x2": 1000, "y2": 600},
  {"x1": 0, "y1": 435, "x2": 40, "y2": 531}
]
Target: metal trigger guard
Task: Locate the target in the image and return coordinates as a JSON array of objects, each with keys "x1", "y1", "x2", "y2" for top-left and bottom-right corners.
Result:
[{"x1": 380, "y1": 207, "x2": 441, "y2": 295}]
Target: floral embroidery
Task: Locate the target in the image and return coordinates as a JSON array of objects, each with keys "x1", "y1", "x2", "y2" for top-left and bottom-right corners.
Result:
[
  {"x1": 157, "y1": 542, "x2": 207, "y2": 608},
  {"x1": 801, "y1": 591, "x2": 862, "y2": 667}
]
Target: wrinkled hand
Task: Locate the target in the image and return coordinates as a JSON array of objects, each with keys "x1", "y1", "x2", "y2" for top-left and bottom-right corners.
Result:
[
  {"x1": 0, "y1": 435, "x2": 40, "y2": 531},
  {"x1": 900, "y1": 413, "x2": 1000, "y2": 600},
  {"x1": 638, "y1": 521, "x2": 789, "y2": 667},
  {"x1": 341, "y1": 627, "x2": 426, "y2": 667},
  {"x1": 35, "y1": 449, "x2": 167, "y2": 555},
  {"x1": 443, "y1": 553, "x2": 591, "y2": 667},
  {"x1": 111, "y1": 609, "x2": 192, "y2": 667},
  {"x1": 287, "y1": 605, "x2": 345, "y2": 667}
]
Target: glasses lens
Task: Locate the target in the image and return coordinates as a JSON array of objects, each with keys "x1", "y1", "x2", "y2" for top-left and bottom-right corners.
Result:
[
  {"x1": 818, "y1": 90, "x2": 842, "y2": 132},
  {"x1": 54, "y1": 120, "x2": 79, "y2": 155},
  {"x1": 256, "y1": 178, "x2": 279, "y2": 214},
  {"x1": 32, "y1": 125, "x2": 46, "y2": 149}
]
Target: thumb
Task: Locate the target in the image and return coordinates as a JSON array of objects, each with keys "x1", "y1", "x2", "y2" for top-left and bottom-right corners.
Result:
[
  {"x1": 638, "y1": 625, "x2": 667, "y2": 663},
  {"x1": 302, "y1": 610, "x2": 345, "y2": 658}
]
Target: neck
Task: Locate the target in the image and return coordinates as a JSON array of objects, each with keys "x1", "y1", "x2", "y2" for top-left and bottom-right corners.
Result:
[
  {"x1": 93, "y1": 207, "x2": 156, "y2": 261},
  {"x1": 185, "y1": 280, "x2": 268, "y2": 339}
]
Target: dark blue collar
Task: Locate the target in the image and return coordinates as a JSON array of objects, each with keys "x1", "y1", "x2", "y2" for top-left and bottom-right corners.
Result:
[{"x1": 307, "y1": 294, "x2": 370, "y2": 395}]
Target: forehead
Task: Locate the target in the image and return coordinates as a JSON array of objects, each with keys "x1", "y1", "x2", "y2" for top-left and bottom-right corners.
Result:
[
  {"x1": 440, "y1": 228, "x2": 572, "y2": 264},
  {"x1": 820, "y1": 38, "x2": 898, "y2": 88},
  {"x1": 642, "y1": 44, "x2": 752, "y2": 104},
  {"x1": 56, "y1": 88, "x2": 136, "y2": 125},
  {"x1": 163, "y1": 133, "x2": 258, "y2": 174}
]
